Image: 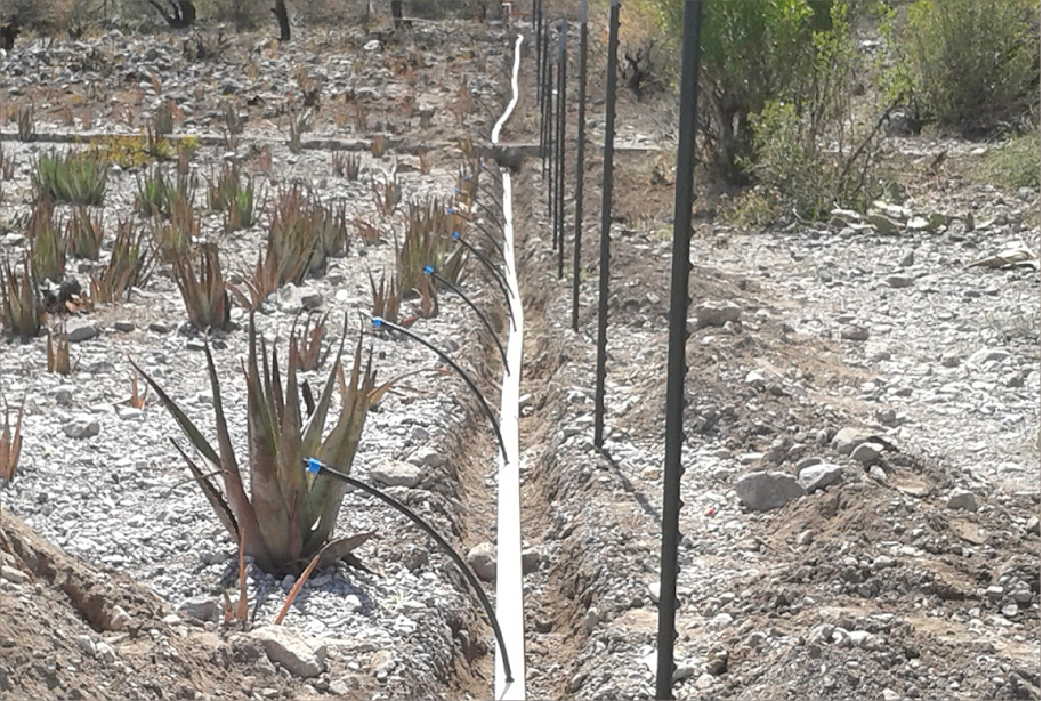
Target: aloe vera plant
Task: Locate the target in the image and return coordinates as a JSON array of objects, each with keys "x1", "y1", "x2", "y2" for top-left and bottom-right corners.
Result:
[
  {"x1": 172, "y1": 242, "x2": 232, "y2": 331},
  {"x1": 31, "y1": 150, "x2": 107, "y2": 206},
  {"x1": 0, "y1": 253, "x2": 43, "y2": 340},
  {"x1": 133, "y1": 319, "x2": 378, "y2": 574},
  {"x1": 0, "y1": 360, "x2": 25, "y2": 481}
]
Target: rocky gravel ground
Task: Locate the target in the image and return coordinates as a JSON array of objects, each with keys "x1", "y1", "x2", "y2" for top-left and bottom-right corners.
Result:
[
  {"x1": 1, "y1": 17, "x2": 515, "y2": 700},
  {"x1": 503, "y1": 31, "x2": 1039, "y2": 701}
]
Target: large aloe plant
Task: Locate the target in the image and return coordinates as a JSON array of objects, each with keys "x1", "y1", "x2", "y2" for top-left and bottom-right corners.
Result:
[{"x1": 133, "y1": 318, "x2": 378, "y2": 575}]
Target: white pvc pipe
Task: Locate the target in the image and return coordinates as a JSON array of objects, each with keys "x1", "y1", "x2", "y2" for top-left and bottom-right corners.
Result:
[{"x1": 492, "y1": 33, "x2": 526, "y2": 701}]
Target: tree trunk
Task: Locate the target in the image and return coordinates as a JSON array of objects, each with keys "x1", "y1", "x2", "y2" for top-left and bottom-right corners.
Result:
[{"x1": 272, "y1": 0, "x2": 290, "y2": 42}]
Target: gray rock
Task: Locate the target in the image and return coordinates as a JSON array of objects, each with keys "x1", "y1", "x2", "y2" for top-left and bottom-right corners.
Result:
[
  {"x1": 63, "y1": 418, "x2": 100, "y2": 439},
  {"x1": 407, "y1": 446, "x2": 445, "y2": 469},
  {"x1": 369, "y1": 650, "x2": 396, "y2": 678},
  {"x1": 74, "y1": 635, "x2": 95, "y2": 657},
  {"x1": 695, "y1": 302, "x2": 741, "y2": 329},
  {"x1": 179, "y1": 597, "x2": 222, "y2": 623},
  {"x1": 648, "y1": 581, "x2": 661, "y2": 603},
  {"x1": 467, "y1": 542, "x2": 496, "y2": 582},
  {"x1": 970, "y1": 348, "x2": 1010, "y2": 365},
  {"x1": 946, "y1": 489, "x2": 978, "y2": 512},
  {"x1": 798, "y1": 463, "x2": 843, "y2": 493},
  {"x1": 94, "y1": 641, "x2": 116, "y2": 663},
  {"x1": 370, "y1": 459, "x2": 422, "y2": 488},
  {"x1": 887, "y1": 275, "x2": 913, "y2": 289},
  {"x1": 249, "y1": 626, "x2": 327, "y2": 678},
  {"x1": 108, "y1": 606, "x2": 130, "y2": 631},
  {"x1": 1026, "y1": 516, "x2": 1040, "y2": 535},
  {"x1": 840, "y1": 326, "x2": 870, "y2": 341},
  {"x1": 112, "y1": 320, "x2": 136, "y2": 332},
  {"x1": 850, "y1": 442, "x2": 883, "y2": 463},
  {"x1": 277, "y1": 284, "x2": 323, "y2": 313},
  {"x1": 521, "y1": 548, "x2": 543, "y2": 574},
  {"x1": 734, "y1": 472, "x2": 806, "y2": 512},
  {"x1": 66, "y1": 319, "x2": 100, "y2": 343},
  {"x1": 831, "y1": 427, "x2": 868, "y2": 455}
]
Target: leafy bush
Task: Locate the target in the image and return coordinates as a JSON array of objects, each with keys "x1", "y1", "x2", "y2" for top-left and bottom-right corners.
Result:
[
  {"x1": 734, "y1": 2, "x2": 886, "y2": 219},
  {"x1": 897, "y1": 0, "x2": 1039, "y2": 136},
  {"x1": 981, "y1": 132, "x2": 1041, "y2": 190},
  {"x1": 658, "y1": 0, "x2": 843, "y2": 183}
]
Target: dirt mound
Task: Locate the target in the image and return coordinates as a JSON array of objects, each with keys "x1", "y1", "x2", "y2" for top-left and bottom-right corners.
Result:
[{"x1": 0, "y1": 511, "x2": 346, "y2": 700}]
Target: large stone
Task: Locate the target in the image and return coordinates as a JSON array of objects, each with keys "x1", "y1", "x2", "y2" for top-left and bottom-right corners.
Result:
[
  {"x1": 277, "y1": 284, "x2": 323, "y2": 313},
  {"x1": 466, "y1": 541, "x2": 496, "y2": 582},
  {"x1": 734, "y1": 472, "x2": 805, "y2": 512},
  {"x1": 407, "y1": 446, "x2": 445, "y2": 469},
  {"x1": 179, "y1": 597, "x2": 221, "y2": 623},
  {"x1": 694, "y1": 302, "x2": 742, "y2": 329},
  {"x1": 850, "y1": 442, "x2": 883, "y2": 464},
  {"x1": 370, "y1": 459, "x2": 422, "y2": 488},
  {"x1": 66, "y1": 319, "x2": 100, "y2": 343},
  {"x1": 249, "y1": 626, "x2": 327, "y2": 678},
  {"x1": 798, "y1": 463, "x2": 843, "y2": 493},
  {"x1": 369, "y1": 650, "x2": 396, "y2": 679},
  {"x1": 831, "y1": 427, "x2": 868, "y2": 455},
  {"x1": 946, "y1": 489, "x2": 978, "y2": 512},
  {"x1": 63, "y1": 417, "x2": 100, "y2": 439}
]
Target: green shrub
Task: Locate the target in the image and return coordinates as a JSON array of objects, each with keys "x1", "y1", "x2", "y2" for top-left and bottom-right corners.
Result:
[
  {"x1": 898, "y1": 0, "x2": 1039, "y2": 136},
  {"x1": 727, "y1": 2, "x2": 886, "y2": 219},
  {"x1": 982, "y1": 132, "x2": 1041, "y2": 190},
  {"x1": 658, "y1": 0, "x2": 845, "y2": 183}
]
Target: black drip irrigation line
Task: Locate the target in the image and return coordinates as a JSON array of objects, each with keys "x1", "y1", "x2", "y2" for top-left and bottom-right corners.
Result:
[
  {"x1": 425, "y1": 265, "x2": 510, "y2": 373},
  {"x1": 303, "y1": 458, "x2": 513, "y2": 685},
  {"x1": 455, "y1": 212, "x2": 506, "y2": 256},
  {"x1": 454, "y1": 231, "x2": 517, "y2": 327},
  {"x1": 371, "y1": 317, "x2": 508, "y2": 462},
  {"x1": 426, "y1": 265, "x2": 508, "y2": 374},
  {"x1": 459, "y1": 194, "x2": 505, "y2": 231},
  {"x1": 460, "y1": 179, "x2": 506, "y2": 221}
]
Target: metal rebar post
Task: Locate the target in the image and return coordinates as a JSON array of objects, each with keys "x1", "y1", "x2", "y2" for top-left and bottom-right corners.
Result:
[
  {"x1": 535, "y1": 1, "x2": 542, "y2": 105},
  {"x1": 546, "y1": 55, "x2": 556, "y2": 233},
  {"x1": 572, "y1": 0, "x2": 588, "y2": 331},
  {"x1": 556, "y1": 19, "x2": 567, "y2": 280},
  {"x1": 593, "y1": 0, "x2": 620, "y2": 449},
  {"x1": 540, "y1": 20, "x2": 551, "y2": 173},
  {"x1": 656, "y1": 2, "x2": 702, "y2": 699}
]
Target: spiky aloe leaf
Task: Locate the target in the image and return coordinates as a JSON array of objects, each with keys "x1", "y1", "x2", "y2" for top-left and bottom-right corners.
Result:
[
  {"x1": 170, "y1": 438, "x2": 239, "y2": 540},
  {"x1": 0, "y1": 393, "x2": 25, "y2": 482},
  {"x1": 244, "y1": 321, "x2": 293, "y2": 562},
  {"x1": 134, "y1": 340, "x2": 272, "y2": 571},
  {"x1": 316, "y1": 531, "x2": 375, "y2": 568},
  {"x1": 306, "y1": 338, "x2": 376, "y2": 549},
  {"x1": 278, "y1": 340, "x2": 306, "y2": 561}
]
